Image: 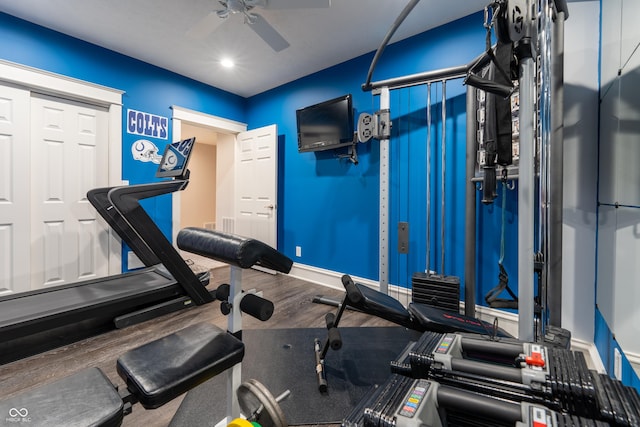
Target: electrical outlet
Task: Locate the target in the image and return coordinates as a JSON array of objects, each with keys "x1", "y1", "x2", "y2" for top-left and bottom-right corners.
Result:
[
  {"x1": 614, "y1": 348, "x2": 622, "y2": 380},
  {"x1": 295, "y1": 246, "x2": 302, "y2": 257}
]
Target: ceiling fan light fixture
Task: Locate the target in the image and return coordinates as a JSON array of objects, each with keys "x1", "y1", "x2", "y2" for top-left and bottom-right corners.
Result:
[
  {"x1": 226, "y1": 0, "x2": 246, "y2": 13},
  {"x1": 244, "y1": 12, "x2": 258, "y2": 25},
  {"x1": 220, "y1": 58, "x2": 235, "y2": 68}
]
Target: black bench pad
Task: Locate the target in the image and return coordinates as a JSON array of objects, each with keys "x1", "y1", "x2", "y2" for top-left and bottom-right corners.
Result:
[
  {"x1": 0, "y1": 367, "x2": 123, "y2": 427},
  {"x1": 408, "y1": 303, "x2": 513, "y2": 338},
  {"x1": 350, "y1": 282, "x2": 413, "y2": 327},
  {"x1": 116, "y1": 322, "x2": 244, "y2": 409},
  {"x1": 176, "y1": 227, "x2": 293, "y2": 273},
  {"x1": 344, "y1": 277, "x2": 513, "y2": 338}
]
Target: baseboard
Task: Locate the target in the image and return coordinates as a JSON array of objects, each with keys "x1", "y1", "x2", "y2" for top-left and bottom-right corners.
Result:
[
  {"x1": 288, "y1": 262, "x2": 604, "y2": 371},
  {"x1": 288, "y1": 263, "x2": 380, "y2": 292}
]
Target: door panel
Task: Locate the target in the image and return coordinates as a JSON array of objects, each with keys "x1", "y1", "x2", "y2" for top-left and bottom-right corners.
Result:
[
  {"x1": 0, "y1": 85, "x2": 30, "y2": 295},
  {"x1": 235, "y1": 124, "x2": 277, "y2": 248},
  {"x1": 30, "y1": 94, "x2": 110, "y2": 289}
]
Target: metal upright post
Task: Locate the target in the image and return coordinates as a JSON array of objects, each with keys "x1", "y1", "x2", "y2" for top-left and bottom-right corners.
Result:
[
  {"x1": 539, "y1": 0, "x2": 552, "y2": 336},
  {"x1": 441, "y1": 81, "x2": 447, "y2": 275},
  {"x1": 465, "y1": 86, "x2": 477, "y2": 317},
  {"x1": 426, "y1": 83, "x2": 432, "y2": 273},
  {"x1": 379, "y1": 87, "x2": 390, "y2": 294},
  {"x1": 548, "y1": 5, "x2": 566, "y2": 327},
  {"x1": 517, "y1": 3, "x2": 536, "y2": 342},
  {"x1": 226, "y1": 265, "x2": 243, "y2": 422}
]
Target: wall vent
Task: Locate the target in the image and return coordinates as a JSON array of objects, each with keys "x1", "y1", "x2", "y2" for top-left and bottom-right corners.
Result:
[
  {"x1": 203, "y1": 222, "x2": 216, "y2": 230},
  {"x1": 222, "y1": 217, "x2": 235, "y2": 234}
]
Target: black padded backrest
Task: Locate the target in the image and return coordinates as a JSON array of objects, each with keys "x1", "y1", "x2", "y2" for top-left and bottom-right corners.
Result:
[
  {"x1": 177, "y1": 227, "x2": 293, "y2": 273},
  {"x1": 354, "y1": 284, "x2": 413, "y2": 327},
  {"x1": 341, "y1": 274, "x2": 412, "y2": 328}
]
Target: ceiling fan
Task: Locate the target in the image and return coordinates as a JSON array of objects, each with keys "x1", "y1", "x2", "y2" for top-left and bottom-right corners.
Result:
[{"x1": 188, "y1": 0, "x2": 331, "y2": 52}]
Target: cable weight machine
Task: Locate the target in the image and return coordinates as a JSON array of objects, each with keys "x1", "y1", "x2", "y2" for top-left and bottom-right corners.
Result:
[
  {"x1": 467, "y1": 0, "x2": 569, "y2": 342},
  {"x1": 358, "y1": 0, "x2": 569, "y2": 343}
]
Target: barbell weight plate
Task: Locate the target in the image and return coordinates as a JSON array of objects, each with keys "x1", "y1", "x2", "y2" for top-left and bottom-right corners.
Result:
[{"x1": 237, "y1": 379, "x2": 288, "y2": 427}]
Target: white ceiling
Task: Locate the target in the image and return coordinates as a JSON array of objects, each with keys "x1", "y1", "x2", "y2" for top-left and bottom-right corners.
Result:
[{"x1": 0, "y1": 0, "x2": 487, "y2": 98}]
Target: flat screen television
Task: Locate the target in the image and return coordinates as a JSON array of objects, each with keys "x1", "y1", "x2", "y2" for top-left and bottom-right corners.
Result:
[
  {"x1": 156, "y1": 137, "x2": 196, "y2": 179},
  {"x1": 296, "y1": 94, "x2": 354, "y2": 153}
]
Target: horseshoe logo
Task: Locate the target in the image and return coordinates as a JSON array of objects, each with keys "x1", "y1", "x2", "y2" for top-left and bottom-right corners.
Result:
[
  {"x1": 9, "y1": 407, "x2": 28, "y2": 417},
  {"x1": 166, "y1": 152, "x2": 177, "y2": 166},
  {"x1": 134, "y1": 140, "x2": 146, "y2": 152}
]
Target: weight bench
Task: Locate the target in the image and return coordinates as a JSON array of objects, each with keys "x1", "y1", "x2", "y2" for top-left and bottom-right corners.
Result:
[
  {"x1": 315, "y1": 274, "x2": 513, "y2": 391},
  {"x1": 177, "y1": 227, "x2": 293, "y2": 422},
  {"x1": 1, "y1": 229, "x2": 293, "y2": 427},
  {"x1": 322, "y1": 274, "x2": 512, "y2": 341},
  {"x1": 0, "y1": 322, "x2": 244, "y2": 426},
  {"x1": 176, "y1": 227, "x2": 293, "y2": 331}
]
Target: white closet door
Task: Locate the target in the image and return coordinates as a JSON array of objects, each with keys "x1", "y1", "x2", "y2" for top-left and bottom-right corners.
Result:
[
  {"x1": 30, "y1": 94, "x2": 110, "y2": 289},
  {"x1": 0, "y1": 84, "x2": 30, "y2": 295}
]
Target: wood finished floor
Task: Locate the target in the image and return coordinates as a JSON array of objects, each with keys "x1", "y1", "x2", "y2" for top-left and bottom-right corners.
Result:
[{"x1": 0, "y1": 266, "x2": 396, "y2": 427}]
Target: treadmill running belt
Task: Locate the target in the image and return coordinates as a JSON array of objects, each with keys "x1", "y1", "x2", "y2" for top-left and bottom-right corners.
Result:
[{"x1": 0, "y1": 266, "x2": 184, "y2": 364}]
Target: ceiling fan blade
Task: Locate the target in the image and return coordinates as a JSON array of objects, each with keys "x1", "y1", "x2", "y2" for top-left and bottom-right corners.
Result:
[
  {"x1": 186, "y1": 11, "x2": 226, "y2": 39},
  {"x1": 263, "y1": 0, "x2": 331, "y2": 9},
  {"x1": 247, "y1": 14, "x2": 290, "y2": 52}
]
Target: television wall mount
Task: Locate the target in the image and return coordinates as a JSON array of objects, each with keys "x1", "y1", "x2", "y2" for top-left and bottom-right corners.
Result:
[{"x1": 336, "y1": 132, "x2": 360, "y2": 165}]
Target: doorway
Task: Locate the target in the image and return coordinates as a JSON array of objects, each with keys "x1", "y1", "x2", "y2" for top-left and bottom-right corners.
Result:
[
  {"x1": 178, "y1": 123, "x2": 224, "y2": 270},
  {"x1": 179, "y1": 123, "x2": 217, "y2": 232},
  {"x1": 171, "y1": 106, "x2": 279, "y2": 272},
  {"x1": 171, "y1": 106, "x2": 247, "y2": 270}
]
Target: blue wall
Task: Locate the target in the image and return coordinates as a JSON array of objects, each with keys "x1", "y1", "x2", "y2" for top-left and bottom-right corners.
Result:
[
  {"x1": 0, "y1": 10, "x2": 518, "y2": 301},
  {"x1": 0, "y1": 12, "x2": 246, "y2": 268},
  {"x1": 246, "y1": 12, "x2": 519, "y2": 300}
]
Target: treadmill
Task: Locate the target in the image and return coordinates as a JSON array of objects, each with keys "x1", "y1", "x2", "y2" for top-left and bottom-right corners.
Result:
[{"x1": 0, "y1": 137, "x2": 216, "y2": 364}]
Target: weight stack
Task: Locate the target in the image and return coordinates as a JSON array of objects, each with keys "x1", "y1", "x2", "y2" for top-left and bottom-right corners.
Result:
[{"x1": 411, "y1": 272, "x2": 460, "y2": 313}]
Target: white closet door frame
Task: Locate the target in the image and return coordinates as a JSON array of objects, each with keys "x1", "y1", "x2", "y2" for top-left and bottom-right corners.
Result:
[{"x1": 0, "y1": 59, "x2": 124, "y2": 275}]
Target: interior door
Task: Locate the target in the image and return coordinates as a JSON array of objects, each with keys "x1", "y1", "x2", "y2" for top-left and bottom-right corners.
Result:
[
  {"x1": 234, "y1": 124, "x2": 278, "y2": 248},
  {"x1": 30, "y1": 94, "x2": 110, "y2": 289},
  {"x1": 0, "y1": 84, "x2": 30, "y2": 295}
]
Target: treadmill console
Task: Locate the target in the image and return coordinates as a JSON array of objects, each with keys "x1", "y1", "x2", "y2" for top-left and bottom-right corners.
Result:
[{"x1": 156, "y1": 137, "x2": 196, "y2": 179}]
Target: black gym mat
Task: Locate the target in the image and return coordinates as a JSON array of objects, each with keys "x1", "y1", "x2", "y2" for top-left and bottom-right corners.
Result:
[{"x1": 170, "y1": 326, "x2": 421, "y2": 426}]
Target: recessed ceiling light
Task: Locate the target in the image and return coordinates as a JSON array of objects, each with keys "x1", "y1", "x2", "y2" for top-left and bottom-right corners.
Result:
[{"x1": 220, "y1": 58, "x2": 235, "y2": 68}]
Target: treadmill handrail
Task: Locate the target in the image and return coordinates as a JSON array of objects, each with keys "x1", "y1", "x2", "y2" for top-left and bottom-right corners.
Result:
[
  {"x1": 88, "y1": 187, "x2": 160, "y2": 267},
  {"x1": 107, "y1": 180, "x2": 214, "y2": 305}
]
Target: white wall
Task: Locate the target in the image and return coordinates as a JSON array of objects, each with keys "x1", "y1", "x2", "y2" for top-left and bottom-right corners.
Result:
[
  {"x1": 561, "y1": 0, "x2": 600, "y2": 342},
  {"x1": 597, "y1": 0, "x2": 640, "y2": 360}
]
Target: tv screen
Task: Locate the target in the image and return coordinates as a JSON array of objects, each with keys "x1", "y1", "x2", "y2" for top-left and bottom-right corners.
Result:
[
  {"x1": 156, "y1": 137, "x2": 196, "y2": 178},
  {"x1": 296, "y1": 94, "x2": 354, "y2": 153}
]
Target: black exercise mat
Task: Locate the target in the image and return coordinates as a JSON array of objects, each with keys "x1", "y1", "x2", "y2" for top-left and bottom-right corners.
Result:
[{"x1": 170, "y1": 326, "x2": 421, "y2": 426}]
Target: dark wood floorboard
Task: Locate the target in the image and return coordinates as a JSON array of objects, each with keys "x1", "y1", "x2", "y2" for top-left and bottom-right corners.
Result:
[{"x1": 0, "y1": 267, "x2": 395, "y2": 427}]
